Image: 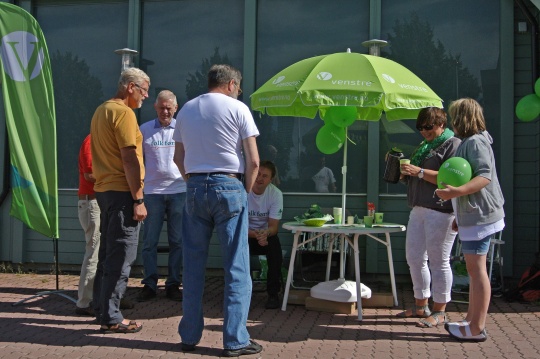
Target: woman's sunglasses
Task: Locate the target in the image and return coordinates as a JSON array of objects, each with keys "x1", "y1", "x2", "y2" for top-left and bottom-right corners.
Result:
[{"x1": 416, "y1": 124, "x2": 435, "y2": 131}]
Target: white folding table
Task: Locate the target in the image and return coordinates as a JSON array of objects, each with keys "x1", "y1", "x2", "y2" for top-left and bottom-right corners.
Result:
[{"x1": 281, "y1": 222, "x2": 406, "y2": 320}]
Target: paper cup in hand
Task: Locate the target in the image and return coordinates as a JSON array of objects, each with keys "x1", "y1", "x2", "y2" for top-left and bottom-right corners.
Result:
[{"x1": 399, "y1": 159, "x2": 410, "y2": 173}]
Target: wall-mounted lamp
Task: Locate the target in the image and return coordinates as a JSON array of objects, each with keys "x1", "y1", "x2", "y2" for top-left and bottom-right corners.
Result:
[
  {"x1": 361, "y1": 39, "x2": 388, "y2": 57},
  {"x1": 518, "y1": 21, "x2": 528, "y2": 33},
  {"x1": 114, "y1": 48, "x2": 138, "y2": 72}
]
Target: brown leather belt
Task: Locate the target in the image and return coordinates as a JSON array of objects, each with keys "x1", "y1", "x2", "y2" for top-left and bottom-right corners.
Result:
[
  {"x1": 78, "y1": 194, "x2": 96, "y2": 200},
  {"x1": 186, "y1": 172, "x2": 242, "y2": 180}
]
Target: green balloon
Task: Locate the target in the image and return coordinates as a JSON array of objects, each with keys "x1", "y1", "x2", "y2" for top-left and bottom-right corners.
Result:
[
  {"x1": 316, "y1": 124, "x2": 346, "y2": 154},
  {"x1": 323, "y1": 106, "x2": 357, "y2": 127},
  {"x1": 535, "y1": 78, "x2": 540, "y2": 98},
  {"x1": 437, "y1": 157, "x2": 472, "y2": 189},
  {"x1": 515, "y1": 94, "x2": 540, "y2": 122}
]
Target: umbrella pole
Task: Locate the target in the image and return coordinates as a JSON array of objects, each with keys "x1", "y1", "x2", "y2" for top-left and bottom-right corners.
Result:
[
  {"x1": 341, "y1": 128, "x2": 348, "y2": 224},
  {"x1": 338, "y1": 129, "x2": 348, "y2": 280}
]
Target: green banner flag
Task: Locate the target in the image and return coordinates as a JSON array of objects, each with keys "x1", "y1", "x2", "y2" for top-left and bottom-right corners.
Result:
[{"x1": 0, "y1": 3, "x2": 58, "y2": 238}]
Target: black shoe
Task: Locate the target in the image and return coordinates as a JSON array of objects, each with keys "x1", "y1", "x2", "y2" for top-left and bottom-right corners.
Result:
[
  {"x1": 75, "y1": 306, "x2": 95, "y2": 316},
  {"x1": 166, "y1": 286, "x2": 183, "y2": 301},
  {"x1": 222, "y1": 340, "x2": 262, "y2": 357},
  {"x1": 137, "y1": 285, "x2": 156, "y2": 302},
  {"x1": 120, "y1": 298, "x2": 135, "y2": 309},
  {"x1": 265, "y1": 294, "x2": 281, "y2": 309},
  {"x1": 181, "y1": 342, "x2": 196, "y2": 352}
]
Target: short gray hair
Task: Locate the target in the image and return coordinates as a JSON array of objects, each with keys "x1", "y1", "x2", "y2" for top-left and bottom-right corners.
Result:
[
  {"x1": 117, "y1": 67, "x2": 150, "y2": 91},
  {"x1": 207, "y1": 64, "x2": 242, "y2": 90},
  {"x1": 155, "y1": 90, "x2": 177, "y2": 105}
]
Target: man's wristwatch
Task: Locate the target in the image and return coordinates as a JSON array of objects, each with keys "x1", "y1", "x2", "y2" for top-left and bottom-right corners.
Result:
[
  {"x1": 133, "y1": 198, "x2": 144, "y2": 205},
  {"x1": 418, "y1": 168, "x2": 425, "y2": 179}
]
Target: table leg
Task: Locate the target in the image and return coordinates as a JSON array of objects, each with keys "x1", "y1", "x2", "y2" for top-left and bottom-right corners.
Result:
[
  {"x1": 353, "y1": 234, "x2": 362, "y2": 320},
  {"x1": 384, "y1": 232, "x2": 398, "y2": 306},
  {"x1": 281, "y1": 231, "x2": 300, "y2": 311},
  {"x1": 338, "y1": 235, "x2": 346, "y2": 279},
  {"x1": 325, "y1": 234, "x2": 336, "y2": 281}
]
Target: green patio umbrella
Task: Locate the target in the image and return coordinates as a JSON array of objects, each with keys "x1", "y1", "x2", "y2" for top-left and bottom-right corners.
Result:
[
  {"x1": 251, "y1": 48, "x2": 443, "y2": 222},
  {"x1": 251, "y1": 49, "x2": 442, "y2": 121}
]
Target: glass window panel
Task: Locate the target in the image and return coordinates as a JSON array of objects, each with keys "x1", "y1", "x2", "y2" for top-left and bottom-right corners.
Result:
[
  {"x1": 35, "y1": 1, "x2": 129, "y2": 189},
  {"x1": 139, "y1": 0, "x2": 244, "y2": 122},
  {"x1": 256, "y1": 0, "x2": 370, "y2": 193},
  {"x1": 380, "y1": 0, "x2": 500, "y2": 194}
]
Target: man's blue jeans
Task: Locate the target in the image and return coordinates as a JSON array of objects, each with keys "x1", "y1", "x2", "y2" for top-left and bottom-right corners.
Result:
[
  {"x1": 93, "y1": 191, "x2": 140, "y2": 325},
  {"x1": 141, "y1": 192, "x2": 185, "y2": 291},
  {"x1": 178, "y1": 174, "x2": 252, "y2": 350}
]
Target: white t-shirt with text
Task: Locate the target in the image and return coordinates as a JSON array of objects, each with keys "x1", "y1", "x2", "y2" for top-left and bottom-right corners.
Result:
[
  {"x1": 140, "y1": 118, "x2": 185, "y2": 194},
  {"x1": 248, "y1": 184, "x2": 283, "y2": 230}
]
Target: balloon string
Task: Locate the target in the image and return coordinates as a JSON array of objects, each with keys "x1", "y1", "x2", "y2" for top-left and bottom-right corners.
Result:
[{"x1": 347, "y1": 135, "x2": 356, "y2": 146}]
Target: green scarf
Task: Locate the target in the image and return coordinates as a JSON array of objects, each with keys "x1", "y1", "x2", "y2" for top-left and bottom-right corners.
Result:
[{"x1": 410, "y1": 128, "x2": 454, "y2": 166}]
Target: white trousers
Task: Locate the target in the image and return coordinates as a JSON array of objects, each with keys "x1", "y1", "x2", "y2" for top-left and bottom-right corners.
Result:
[
  {"x1": 406, "y1": 206, "x2": 457, "y2": 304},
  {"x1": 76, "y1": 199, "x2": 101, "y2": 308}
]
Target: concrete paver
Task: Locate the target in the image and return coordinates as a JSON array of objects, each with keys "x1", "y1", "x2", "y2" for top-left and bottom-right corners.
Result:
[{"x1": 0, "y1": 273, "x2": 539, "y2": 358}]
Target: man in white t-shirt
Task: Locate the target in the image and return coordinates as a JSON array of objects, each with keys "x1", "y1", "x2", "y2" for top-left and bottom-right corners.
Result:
[
  {"x1": 312, "y1": 156, "x2": 337, "y2": 193},
  {"x1": 138, "y1": 90, "x2": 185, "y2": 302},
  {"x1": 172, "y1": 64, "x2": 261, "y2": 356},
  {"x1": 248, "y1": 160, "x2": 283, "y2": 309}
]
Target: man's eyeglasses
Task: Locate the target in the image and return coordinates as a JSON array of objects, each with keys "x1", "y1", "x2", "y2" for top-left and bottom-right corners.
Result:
[
  {"x1": 134, "y1": 83, "x2": 149, "y2": 96},
  {"x1": 234, "y1": 82, "x2": 243, "y2": 95},
  {"x1": 416, "y1": 124, "x2": 435, "y2": 131}
]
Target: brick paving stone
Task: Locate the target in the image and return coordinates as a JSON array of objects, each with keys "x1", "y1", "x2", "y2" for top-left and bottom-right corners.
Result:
[
  {"x1": 485, "y1": 348, "x2": 506, "y2": 357},
  {"x1": 373, "y1": 351, "x2": 393, "y2": 359},
  {"x1": 444, "y1": 346, "x2": 466, "y2": 355},
  {"x1": 518, "y1": 348, "x2": 540, "y2": 357},
  {"x1": 334, "y1": 350, "x2": 358, "y2": 359},
  {"x1": 1, "y1": 273, "x2": 540, "y2": 358}
]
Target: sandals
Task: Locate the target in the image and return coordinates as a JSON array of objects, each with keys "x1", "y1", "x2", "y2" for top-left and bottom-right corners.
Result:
[
  {"x1": 447, "y1": 324, "x2": 488, "y2": 342},
  {"x1": 100, "y1": 320, "x2": 142, "y2": 334},
  {"x1": 396, "y1": 304, "x2": 431, "y2": 318},
  {"x1": 416, "y1": 311, "x2": 446, "y2": 328}
]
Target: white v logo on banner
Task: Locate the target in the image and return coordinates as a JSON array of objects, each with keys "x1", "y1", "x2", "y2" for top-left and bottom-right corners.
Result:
[{"x1": 0, "y1": 31, "x2": 44, "y2": 82}]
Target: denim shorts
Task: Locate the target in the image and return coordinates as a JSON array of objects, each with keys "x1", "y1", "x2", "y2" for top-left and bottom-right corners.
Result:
[{"x1": 461, "y1": 235, "x2": 492, "y2": 255}]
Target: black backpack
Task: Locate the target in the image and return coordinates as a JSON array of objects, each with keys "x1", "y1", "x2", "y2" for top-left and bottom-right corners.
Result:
[{"x1": 504, "y1": 252, "x2": 540, "y2": 303}]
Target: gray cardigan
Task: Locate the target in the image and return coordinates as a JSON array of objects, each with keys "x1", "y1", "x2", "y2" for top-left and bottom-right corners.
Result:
[{"x1": 453, "y1": 131, "x2": 505, "y2": 226}]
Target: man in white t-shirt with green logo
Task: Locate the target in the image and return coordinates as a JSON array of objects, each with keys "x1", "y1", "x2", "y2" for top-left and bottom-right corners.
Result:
[
  {"x1": 247, "y1": 160, "x2": 283, "y2": 309},
  {"x1": 138, "y1": 90, "x2": 185, "y2": 302}
]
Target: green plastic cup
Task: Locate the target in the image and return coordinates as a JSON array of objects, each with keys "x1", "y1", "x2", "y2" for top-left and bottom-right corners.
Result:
[{"x1": 364, "y1": 215, "x2": 373, "y2": 228}]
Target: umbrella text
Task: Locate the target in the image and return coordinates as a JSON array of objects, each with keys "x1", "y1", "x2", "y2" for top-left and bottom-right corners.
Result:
[
  {"x1": 257, "y1": 95, "x2": 291, "y2": 102},
  {"x1": 331, "y1": 80, "x2": 373, "y2": 87},
  {"x1": 275, "y1": 81, "x2": 301, "y2": 87},
  {"x1": 397, "y1": 84, "x2": 429, "y2": 92}
]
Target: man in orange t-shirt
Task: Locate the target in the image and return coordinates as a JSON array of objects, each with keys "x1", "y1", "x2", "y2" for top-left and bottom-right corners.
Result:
[
  {"x1": 90, "y1": 67, "x2": 149, "y2": 334},
  {"x1": 75, "y1": 134, "x2": 100, "y2": 316}
]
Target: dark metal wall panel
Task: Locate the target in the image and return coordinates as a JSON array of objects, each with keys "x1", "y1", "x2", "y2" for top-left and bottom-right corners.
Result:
[{"x1": 513, "y1": 0, "x2": 540, "y2": 278}]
